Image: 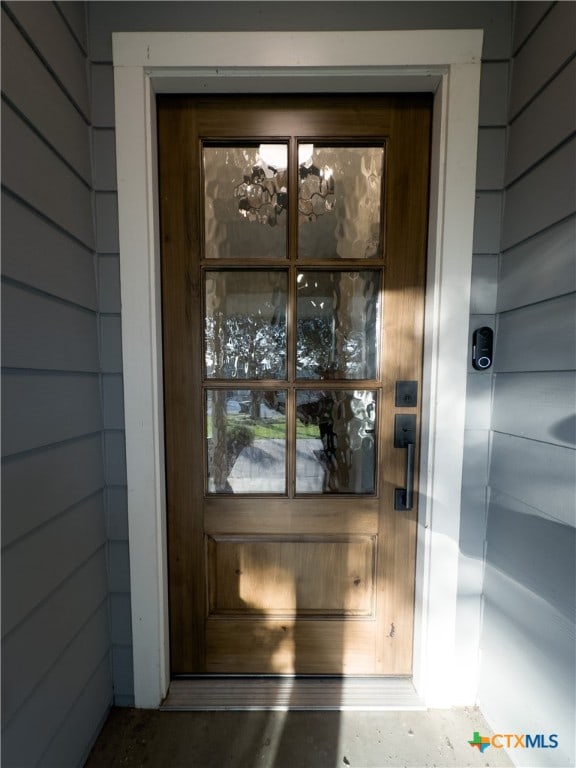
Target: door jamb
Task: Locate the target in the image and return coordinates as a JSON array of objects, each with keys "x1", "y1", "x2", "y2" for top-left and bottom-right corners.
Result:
[{"x1": 112, "y1": 30, "x2": 483, "y2": 708}]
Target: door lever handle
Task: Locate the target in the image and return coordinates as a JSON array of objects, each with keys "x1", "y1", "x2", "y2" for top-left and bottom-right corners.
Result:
[{"x1": 394, "y1": 414, "x2": 416, "y2": 511}]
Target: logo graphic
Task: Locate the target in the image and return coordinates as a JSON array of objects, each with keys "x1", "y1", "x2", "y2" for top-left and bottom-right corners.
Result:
[
  {"x1": 469, "y1": 731, "x2": 491, "y2": 753},
  {"x1": 468, "y1": 731, "x2": 559, "y2": 751}
]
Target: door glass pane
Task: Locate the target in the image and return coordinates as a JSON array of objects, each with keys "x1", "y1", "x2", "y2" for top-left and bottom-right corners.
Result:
[
  {"x1": 205, "y1": 270, "x2": 287, "y2": 379},
  {"x1": 296, "y1": 270, "x2": 380, "y2": 380},
  {"x1": 295, "y1": 390, "x2": 377, "y2": 494},
  {"x1": 206, "y1": 389, "x2": 286, "y2": 494},
  {"x1": 298, "y1": 145, "x2": 384, "y2": 260},
  {"x1": 204, "y1": 145, "x2": 288, "y2": 259}
]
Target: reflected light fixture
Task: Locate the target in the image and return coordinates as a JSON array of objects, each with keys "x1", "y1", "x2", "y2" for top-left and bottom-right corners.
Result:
[{"x1": 235, "y1": 144, "x2": 335, "y2": 226}]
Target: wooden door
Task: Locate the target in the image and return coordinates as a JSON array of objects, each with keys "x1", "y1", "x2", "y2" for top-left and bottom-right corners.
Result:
[{"x1": 158, "y1": 95, "x2": 431, "y2": 675}]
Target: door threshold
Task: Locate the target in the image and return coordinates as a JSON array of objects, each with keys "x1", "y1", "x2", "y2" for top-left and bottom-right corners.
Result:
[{"x1": 161, "y1": 676, "x2": 425, "y2": 711}]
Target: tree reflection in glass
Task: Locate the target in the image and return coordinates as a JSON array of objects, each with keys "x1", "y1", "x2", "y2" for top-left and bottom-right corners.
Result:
[
  {"x1": 296, "y1": 390, "x2": 377, "y2": 494},
  {"x1": 296, "y1": 271, "x2": 380, "y2": 380},
  {"x1": 205, "y1": 270, "x2": 287, "y2": 380},
  {"x1": 206, "y1": 389, "x2": 287, "y2": 494}
]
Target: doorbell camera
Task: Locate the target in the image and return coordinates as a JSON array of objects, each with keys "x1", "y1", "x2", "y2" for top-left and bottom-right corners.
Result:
[{"x1": 472, "y1": 326, "x2": 494, "y2": 370}]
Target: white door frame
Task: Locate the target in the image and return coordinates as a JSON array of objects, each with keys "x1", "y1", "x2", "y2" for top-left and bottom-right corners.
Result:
[{"x1": 113, "y1": 30, "x2": 482, "y2": 708}]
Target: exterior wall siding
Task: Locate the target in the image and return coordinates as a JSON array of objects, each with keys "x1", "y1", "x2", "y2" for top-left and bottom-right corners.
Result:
[
  {"x1": 1, "y1": 2, "x2": 112, "y2": 766},
  {"x1": 87, "y1": 0, "x2": 512, "y2": 704},
  {"x1": 478, "y1": 3, "x2": 576, "y2": 767}
]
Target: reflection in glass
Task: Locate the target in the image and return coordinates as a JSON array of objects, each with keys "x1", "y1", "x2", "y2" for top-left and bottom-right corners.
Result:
[
  {"x1": 205, "y1": 271, "x2": 287, "y2": 379},
  {"x1": 295, "y1": 390, "x2": 377, "y2": 494},
  {"x1": 206, "y1": 390, "x2": 286, "y2": 494},
  {"x1": 204, "y1": 145, "x2": 287, "y2": 259},
  {"x1": 298, "y1": 146, "x2": 384, "y2": 260},
  {"x1": 297, "y1": 270, "x2": 380, "y2": 380}
]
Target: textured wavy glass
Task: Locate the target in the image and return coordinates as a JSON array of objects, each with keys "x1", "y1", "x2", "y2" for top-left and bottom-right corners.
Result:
[
  {"x1": 298, "y1": 146, "x2": 384, "y2": 260},
  {"x1": 295, "y1": 390, "x2": 377, "y2": 494},
  {"x1": 206, "y1": 389, "x2": 287, "y2": 494},
  {"x1": 203, "y1": 145, "x2": 288, "y2": 259},
  {"x1": 296, "y1": 270, "x2": 380, "y2": 380},
  {"x1": 204, "y1": 270, "x2": 287, "y2": 379}
]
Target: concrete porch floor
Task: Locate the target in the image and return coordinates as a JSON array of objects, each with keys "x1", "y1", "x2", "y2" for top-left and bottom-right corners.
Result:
[{"x1": 84, "y1": 707, "x2": 514, "y2": 768}]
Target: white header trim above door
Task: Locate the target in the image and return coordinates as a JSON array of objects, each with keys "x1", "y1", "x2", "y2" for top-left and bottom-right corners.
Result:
[
  {"x1": 113, "y1": 30, "x2": 482, "y2": 708},
  {"x1": 113, "y1": 30, "x2": 482, "y2": 67}
]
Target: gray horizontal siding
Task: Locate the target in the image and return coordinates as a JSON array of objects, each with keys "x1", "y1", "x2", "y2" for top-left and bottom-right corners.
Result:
[
  {"x1": 109, "y1": 593, "x2": 133, "y2": 645},
  {"x1": 509, "y1": 0, "x2": 576, "y2": 119},
  {"x1": 2, "y1": 282, "x2": 100, "y2": 372},
  {"x1": 1, "y1": 104, "x2": 94, "y2": 248},
  {"x1": 1, "y1": 4, "x2": 112, "y2": 761},
  {"x1": 1, "y1": 603, "x2": 110, "y2": 768},
  {"x1": 2, "y1": 192, "x2": 97, "y2": 310},
  {"x1": 480, "y1": 589, "x2": 574, "y2": 768},
  {"x1": 106, "y1": 477, "x2": 133, "y2": 707},
  {"x1": 102, "y1": 375, "x2": 125, "y2": 430},
  {"x1": 98, "y1": 255, "x2": 121, "y2": 313},
  {"x1": 476, "y1": 128, "x2": 506, "y2": 190},
  {"x1": 2, "y1": 493, "x2": 106, "y2": 636},
  {"x1": 56, "y1": 1, "x2": 88, "y2": 55},
  {"x1": 103, "y1": 431, "x2": 127, "y2": 486},
  {"x1": 108, "y1": 540, "x2": 131, "y2": 593},
  {"x1": 470, "y1": 254, "x2": 499, "y2": 314},
  {"x1": 88, "y1": 1, "x2": 512, "y2": 62},
  {"x1": 1, "y1": 10, "x2": 91, "y2": 183},
  {"x1": 486, "y1": 492, "x2": 575, "y2": 621},
  {"x1": 458, "y1": 13, "x2": 508, "y2": 692},
  {"x1": 481, "y1": 488, "x2": 575, "y2": 768},
  {"x1": 463, "y1": 429, "x2": 490, "y2": 489},
  {"x1": 464, "y1": 373, "x2": 493, "y2": 431},
  {"x1": 512, "y1": 1, "x2": 553, "y2": 53},
  {"x1": 90, "y1": 64, "x2": 115, "y2": 128},
  {"x1": 99, "y1": 315, "x2": 123, "y2": 373},
  {"x1": 2, "y1": 548, "x2": 108, "y2": 723},
  {"x1": 460, "y1": 427, "x2": 491, "y2": 559},
  {"x1": 473, "y1": 193, "x2": 503, "y2": 253},
  {"x1": 2, "y1": 372, "x2": 102, "y2": 456},
  {"x1": 502, "y1": 138, "x2": 576, "y2": 250},
  {"x1": 38, "y1": 657, "x2": 112, "y2": 768},
  {"x1": 490, "y1": 430, "x2": 574, "y2": 536},
  {"x1": 92, "y1": 129, "x2": 117, "y2": 191},
  {"x1": 111, "y1": 646, "x2": 134, "y2": 706},
  {"x1": 4, "y1": 0, "x2": 90, "y2": 118},
  {"x1": 106, "y1": 486, "x2": 129, "y2": 541},
  {"x1": 506, "y1": 58, "x2": 576, "y2": 184},
  {"x1": 495, "y1": 293, "x2": 576, "y2": 373},
  {"x1": 95, "y1": 193, "x2": 119, "y2": 253},
  {"x1": 95, "y1": 87, "x2": 129, "y2": 708},
  {"x1": 478, "y1": 62, "x2": 510, "y2": 126},
  {"x1": 498, "y1": 216, "x2": 576, "y2": 312},
  {"x1": 492, "y1": 371, "x2": 576, "y2": 448},
  {"x1": 481, "y1": 5, "x2": 576, "y2": 765},
  {"x1": 2, "y1": 434, "x2": 104, "y2": 547}
]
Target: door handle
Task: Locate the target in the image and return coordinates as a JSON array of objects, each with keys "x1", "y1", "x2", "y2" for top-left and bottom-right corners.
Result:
[{"x1": 394, "y1": 414, "x2": 416, "y2": 511}]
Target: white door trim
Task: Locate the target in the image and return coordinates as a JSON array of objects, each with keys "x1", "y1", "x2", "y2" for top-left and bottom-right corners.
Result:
[{"x1": 112, "y1": 30, "x2": 482, "y2": 708}]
